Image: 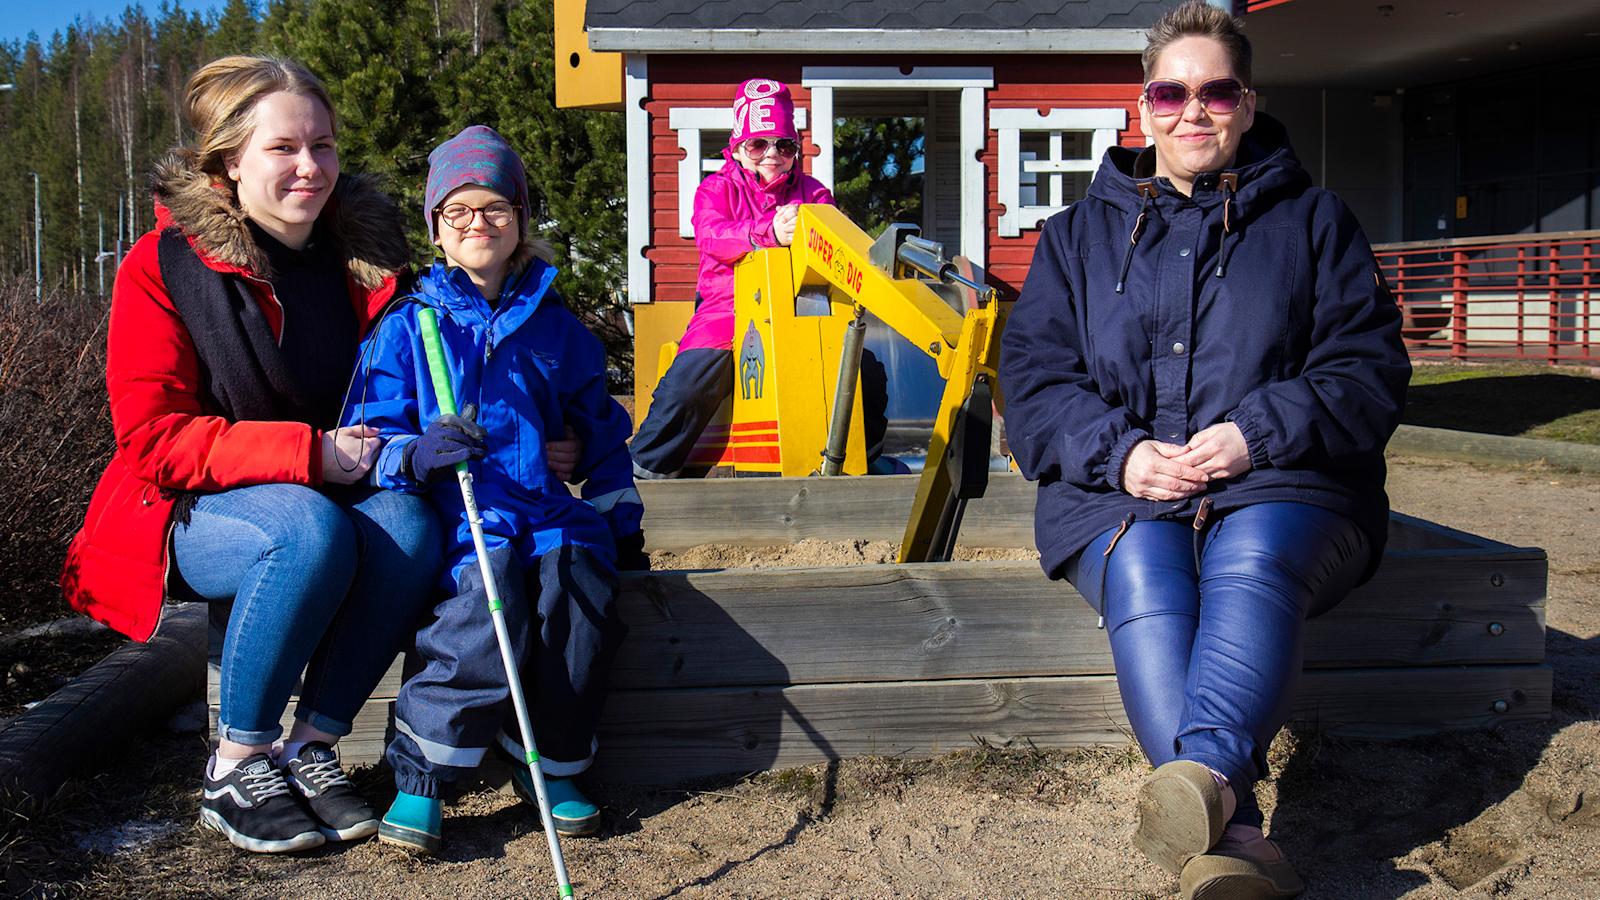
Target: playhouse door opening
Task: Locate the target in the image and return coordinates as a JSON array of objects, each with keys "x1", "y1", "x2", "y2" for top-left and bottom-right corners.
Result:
[
  {"x1": 830, "y1": 89, "x2": 963, "y2": 254},
  {"x1": 829, "y1": 88, "x2": 966, "y2": 456}
]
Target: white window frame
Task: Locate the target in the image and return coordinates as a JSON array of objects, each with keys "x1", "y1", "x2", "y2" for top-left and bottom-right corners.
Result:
[
  {"x1": 989, "y1": 107, "x2": 1127, "y2": 237},
  {"x1": 625, "y1": 54, "x2": 650, "y2": 305},
  {"x1": 801, "y1": 66, "x2": 993, "y2": 268},
  {"x1": 668, "y1": 107, "x2": 808, "y2": 239}
]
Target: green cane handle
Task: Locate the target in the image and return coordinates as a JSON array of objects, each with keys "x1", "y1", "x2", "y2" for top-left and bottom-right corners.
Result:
[
  {"x1": 416, "y1": 308, "x2": 471, "y2": 477},
  {"x1": 416, "y1": 307, "x2": 459, "y2": 418}
]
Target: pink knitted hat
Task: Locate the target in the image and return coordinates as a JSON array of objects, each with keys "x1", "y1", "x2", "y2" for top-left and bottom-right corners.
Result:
[{"x1": 730, "y1": 78, "x2": 798, "y2": 146}]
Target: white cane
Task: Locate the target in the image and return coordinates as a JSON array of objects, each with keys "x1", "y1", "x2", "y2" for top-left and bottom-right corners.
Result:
[{"x1": 417, "y1": 308, "x2": 574, "y2": 899}]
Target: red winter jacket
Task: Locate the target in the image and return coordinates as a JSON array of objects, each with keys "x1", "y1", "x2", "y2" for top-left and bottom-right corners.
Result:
[{"x1": 61, "y1": 159, "x2": 411, "y2": 641}]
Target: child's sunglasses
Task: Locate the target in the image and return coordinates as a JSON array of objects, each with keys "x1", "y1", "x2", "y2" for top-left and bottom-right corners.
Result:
[
  {"x1": 741, "y1": 138, "x2": 800, "y2": 158},
  {"x1": 1142, "y1": 78, "x2": 1249, "y2": 117}
]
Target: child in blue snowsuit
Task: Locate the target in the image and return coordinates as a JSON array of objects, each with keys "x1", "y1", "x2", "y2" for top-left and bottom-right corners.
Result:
[{"x1": 344, "y1": 126, "x2": 643, "y2": 853}]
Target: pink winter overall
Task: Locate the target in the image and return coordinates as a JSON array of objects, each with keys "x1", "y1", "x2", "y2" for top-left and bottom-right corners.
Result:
[{"x1": 630, "y1": 152, "x2": 840, "y2": 477}]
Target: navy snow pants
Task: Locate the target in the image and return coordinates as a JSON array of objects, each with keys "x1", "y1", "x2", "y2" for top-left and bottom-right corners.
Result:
[
  {"x1": 388, "y1": 543, "x2": 625, "y2": 798},
  {"x1": 631, "y1": 346, "x2": 889, "y2": 478}
]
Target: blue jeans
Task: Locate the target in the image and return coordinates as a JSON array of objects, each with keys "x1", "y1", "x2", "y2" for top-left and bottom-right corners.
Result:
[
  {"x1": 1067, "y1": 502, "x2": 1369, "y2": 827},
  {"x1": 173, "y1": 483, "x2": 443, "y2": 745}
]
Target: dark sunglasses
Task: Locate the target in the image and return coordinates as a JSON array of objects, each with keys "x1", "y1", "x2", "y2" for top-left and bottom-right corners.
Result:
[
  {"x1": 1143, "y1": 78, "x2": 1249, "y2": 117},
  {"x1": 741, "y1": 138, "x2": 800, "y2": 158}
]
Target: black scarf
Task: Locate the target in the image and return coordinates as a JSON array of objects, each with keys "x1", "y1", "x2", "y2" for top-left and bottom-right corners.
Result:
[
  {"x1": 156, "y1": 229, "x2": 348, "y2": 522},
  {"x1": 157, "y1": 228, "x2": 330, "y2": 423}
]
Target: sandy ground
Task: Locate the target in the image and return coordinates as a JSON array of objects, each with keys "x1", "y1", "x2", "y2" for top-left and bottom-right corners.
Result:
[{"x1": 5, "y1": 454, "x2": 1599, "y2": 899}]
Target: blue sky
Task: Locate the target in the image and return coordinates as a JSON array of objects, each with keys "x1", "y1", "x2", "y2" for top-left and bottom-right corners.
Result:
[{"x1": 4, "y1": 0, "x2": 230, "y2": 45}]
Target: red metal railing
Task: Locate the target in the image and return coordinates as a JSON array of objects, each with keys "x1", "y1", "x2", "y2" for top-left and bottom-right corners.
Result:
[{"x1": 1373, "y1": 230, "x2": 1600, "y2": 365}]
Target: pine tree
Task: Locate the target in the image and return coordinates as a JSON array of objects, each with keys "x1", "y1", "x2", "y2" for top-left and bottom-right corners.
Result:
[
  {"x1": 489, "y1": 0, "x2": 629, "y2": 372},
  {"x1": 152, "y1": 4, "x2": 208, "y2": 179},
  {"x1": 258, "y1": 0, "x2": 310, "y2": 55},
  {"x1": 207, "y1": 0, "x2": 261, "y2": 58},
  {"x1": 0, "y1": 0, "x2": 634, "y2": 344},
  {"x1": 833, "y1": 116, "x2": 925, "y2": 238},
  {"x1": 291, "y1": 0, "x2": 445, "y2": 257}
]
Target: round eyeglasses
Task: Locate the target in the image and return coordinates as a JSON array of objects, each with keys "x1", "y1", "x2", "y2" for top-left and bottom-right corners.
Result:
[{"x1": 437, "y1": 201, "x2": 516, "y2": 230}]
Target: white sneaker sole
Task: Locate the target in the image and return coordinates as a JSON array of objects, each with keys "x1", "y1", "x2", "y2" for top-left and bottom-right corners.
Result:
[
  {"x1": 199, "y1": 808, "x2": 325, "y2": 854},
  {"x1": 320, "y1": 818, "x2": 379, "y2": 842}
]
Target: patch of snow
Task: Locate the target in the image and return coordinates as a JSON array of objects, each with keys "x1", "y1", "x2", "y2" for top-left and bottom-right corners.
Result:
[{"x1": 76, "y1": 819, "x2": 182, "y2": 855}]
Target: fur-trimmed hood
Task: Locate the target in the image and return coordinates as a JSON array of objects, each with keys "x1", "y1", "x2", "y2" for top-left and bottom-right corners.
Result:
[{"x1": 150, "y1": 151, "x2": 411, "y2": 289}]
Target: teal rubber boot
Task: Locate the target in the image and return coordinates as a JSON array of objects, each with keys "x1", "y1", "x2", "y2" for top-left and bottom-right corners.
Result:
[
  {"x1": 507, "y1": 766, "x2": 601, "y2": 837},
  {"x1": 545, "y1": 777, "x2": 601, "y2": 837},
  {"x1": 378, "y1": 791, "x2": 442, "y2": 855}
]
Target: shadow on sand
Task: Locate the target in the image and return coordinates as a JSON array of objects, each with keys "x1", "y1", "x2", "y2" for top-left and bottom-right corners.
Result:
[{"x1": 1272, "y1": 624, "x2": 1597, "y2": 897}]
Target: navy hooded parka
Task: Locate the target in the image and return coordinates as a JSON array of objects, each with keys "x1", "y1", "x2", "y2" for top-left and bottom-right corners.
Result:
[{"x1": 999, "y1": 113, "x2": 1410, "y2": 590}]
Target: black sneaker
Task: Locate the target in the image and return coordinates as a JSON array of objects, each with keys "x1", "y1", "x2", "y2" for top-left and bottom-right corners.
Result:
[
  {"x1": 282, "y1": 742, "x2": 379, "y2": 841},
  {"x1": 199, "y1": 753, "x2": 326, "y2": 853}
]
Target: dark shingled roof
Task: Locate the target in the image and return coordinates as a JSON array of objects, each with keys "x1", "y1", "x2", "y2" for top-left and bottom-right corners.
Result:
[{"x1": 587, "y1": 0, "x2": 1181, "y2": 32}]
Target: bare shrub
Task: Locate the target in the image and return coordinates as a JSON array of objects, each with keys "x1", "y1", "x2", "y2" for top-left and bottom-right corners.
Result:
[{"x1": 0, "y1": 279, "x2": 114, "y2": 633}]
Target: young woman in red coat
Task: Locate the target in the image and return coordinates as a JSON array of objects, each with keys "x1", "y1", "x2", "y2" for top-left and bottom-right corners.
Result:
[{"x1": 62, "y1": 56, "x2": 443, "y2": 854}]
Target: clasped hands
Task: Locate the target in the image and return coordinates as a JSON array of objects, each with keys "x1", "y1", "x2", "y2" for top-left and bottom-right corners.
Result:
[
  {"x1": 1119, "y1": 422, "x2": 1252, "y2": 502},
  {"x1": 322, "y1": 407, "x2": 584, "y2": 487}
]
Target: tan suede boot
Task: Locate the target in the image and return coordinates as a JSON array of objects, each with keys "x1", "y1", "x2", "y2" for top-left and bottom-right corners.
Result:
[
  {"x1": 1133, "y1": 760, "x2": 1237, "y2": 874},
  {"x1": 1179, "y1": 824, "x2": 1305, "y2": 899}
]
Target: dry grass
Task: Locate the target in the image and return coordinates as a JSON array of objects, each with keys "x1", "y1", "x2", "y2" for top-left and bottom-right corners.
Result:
[{"x1": 0, "y1": 279, "x2": 114, "y2": 634}]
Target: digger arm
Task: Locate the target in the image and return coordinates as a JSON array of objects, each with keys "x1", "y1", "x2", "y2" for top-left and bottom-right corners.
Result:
[
  {"x1": 787, "y1": 205, "x2": 1005, "y2": 563},
  {"x1": 788, "y1": 206, "x2": 968, "y2": 377}
]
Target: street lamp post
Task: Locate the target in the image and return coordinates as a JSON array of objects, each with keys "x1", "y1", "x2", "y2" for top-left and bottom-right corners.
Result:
[{"x1": 32, "y1": 172, "x2": 42, "y2": 302}]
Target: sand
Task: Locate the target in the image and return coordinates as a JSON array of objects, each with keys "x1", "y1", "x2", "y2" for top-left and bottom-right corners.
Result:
[{"x1": 5, "y1": 455, "x2": 1598, "y2": 899}]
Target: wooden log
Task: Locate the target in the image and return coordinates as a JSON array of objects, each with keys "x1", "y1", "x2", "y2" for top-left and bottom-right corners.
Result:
[
  {"x1": 588, "y1": 665, "x2": 1553, "y2": 783},
  {"x1": 1, "y1": 604, "x2": 206, "y2": 810},
  {"x1": 0, "y1": 616, "x2": 109, "y2": 655},
  {"x1": 1390, "y1": 424, "x2": 1600, "y2": 475}
]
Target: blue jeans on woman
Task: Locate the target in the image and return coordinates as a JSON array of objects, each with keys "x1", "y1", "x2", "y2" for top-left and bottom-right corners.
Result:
[
  {"x1": 1066, "y1": 501, "x2": 1369, "y2": 828},
  {"x1": 173, "y1": 483, "x2": 443, "y2": 746}
]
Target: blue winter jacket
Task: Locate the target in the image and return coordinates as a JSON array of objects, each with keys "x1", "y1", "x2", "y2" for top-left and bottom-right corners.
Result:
[
  {"x1": 999, "y1": 114, "x2": 1409, "y2": 586},
  {"x1": 344, "y1": 259, "x2": 642, "y2": 572}
]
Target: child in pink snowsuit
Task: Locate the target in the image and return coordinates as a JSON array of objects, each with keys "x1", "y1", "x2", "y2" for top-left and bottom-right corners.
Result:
[{"x1": 631, "y1": 77, "x2": 887, "y2": 477}]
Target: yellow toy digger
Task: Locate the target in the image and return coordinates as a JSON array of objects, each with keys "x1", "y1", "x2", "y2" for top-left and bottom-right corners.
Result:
[{"x1": 656, "y1": 205, "x2": 1005, "y2": 564}]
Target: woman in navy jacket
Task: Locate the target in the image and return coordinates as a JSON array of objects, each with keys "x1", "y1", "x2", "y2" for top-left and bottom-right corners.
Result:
[{"x1": 999, "y1": 3, "x2": 1408, "y2": 897}]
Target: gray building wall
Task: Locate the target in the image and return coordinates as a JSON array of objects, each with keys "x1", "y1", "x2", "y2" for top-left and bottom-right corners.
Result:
[{"x1": 1258, "y1": 86, "x2": 1405, "y2": 244}]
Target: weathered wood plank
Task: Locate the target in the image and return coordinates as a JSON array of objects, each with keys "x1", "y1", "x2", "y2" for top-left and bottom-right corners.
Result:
[
  {"x1": 636, "y1": 472, "x2": 1037, "y2": 550},
  {"x1": 606, "y1": 556, "x2": 1545, "y2": 689},
  {"x1": 209, "y1": 550, "x2": 1546, "y2": 704},
  {"x1": 206, "y1": 700, "x2": 393, "y2": 768},
  {"x1": 221, "y1": 664, "x2": 1552, "y2": 774},
  {"x1": 587, "y1": 665, "x2": 1552, "y2": 783},
  {"x1": 1386, "y1": 511, "x2": 1504, "y2": 552},
  {"x1": 633, "y1": 473, "x2": 1533, "y2": 555}
]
